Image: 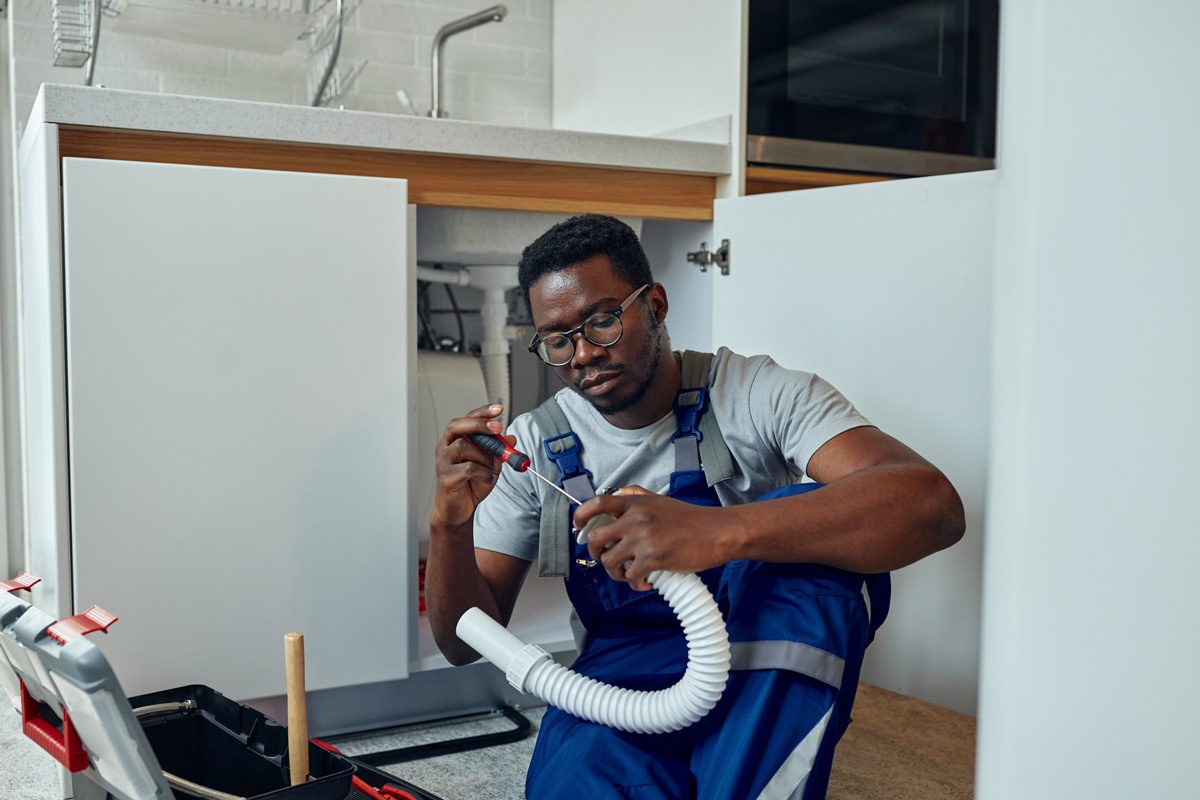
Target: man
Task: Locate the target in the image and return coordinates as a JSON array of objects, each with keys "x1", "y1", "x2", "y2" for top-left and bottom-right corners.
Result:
[{"x1": 426, "y1": 214, "x2": 964, "y2": 799}]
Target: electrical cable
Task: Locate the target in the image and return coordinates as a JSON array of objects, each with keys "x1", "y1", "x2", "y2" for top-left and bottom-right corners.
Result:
[{"x1": 416, "y1": 281, "x2": 439, "y2": 350}]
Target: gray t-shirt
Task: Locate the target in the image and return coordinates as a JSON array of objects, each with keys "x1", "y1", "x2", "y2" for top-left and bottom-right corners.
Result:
[{"x1": 473, "y1": 347, "x2": 871, "y2": 561}]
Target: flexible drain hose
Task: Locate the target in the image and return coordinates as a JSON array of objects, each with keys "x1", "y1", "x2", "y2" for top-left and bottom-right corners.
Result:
[{"x1": 456, "y1": 569, "x2": 730, "y2": 734}]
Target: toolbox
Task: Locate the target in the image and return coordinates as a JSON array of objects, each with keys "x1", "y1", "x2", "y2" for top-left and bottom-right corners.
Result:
[{"x1": 1, "y1": 575, "x2": 439, "y2": 800}]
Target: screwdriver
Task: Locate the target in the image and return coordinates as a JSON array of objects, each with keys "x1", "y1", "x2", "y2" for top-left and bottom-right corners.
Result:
[{"x1": 469, "y1": 434, "x2": 583, "y2": 506}]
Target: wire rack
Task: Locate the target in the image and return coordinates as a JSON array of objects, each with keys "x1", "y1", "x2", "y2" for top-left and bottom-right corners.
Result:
[
  {"x1": 49, "y1": 0, "x2": 365, "y2": 106},
  {"x1": 306, "y1": 0, "x2": 364, "y2": 107},
  {"x1": 51, "y1": 0, "x2": 97, "y2": 67},
  {"x1": 111, "y1": 0, "x2": 315, "y2": 16}
]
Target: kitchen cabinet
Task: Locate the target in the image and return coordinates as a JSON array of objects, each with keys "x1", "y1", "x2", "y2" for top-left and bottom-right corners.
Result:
[
  {"x1": 23, "y1": 148, "x2": 415, "y2": 701},
  {"x1": 16, "y1": 84, "x2": 990, "y2": 730},
  {"x1": 743, "y1": 166, "x2": 893, "y2": 195}
]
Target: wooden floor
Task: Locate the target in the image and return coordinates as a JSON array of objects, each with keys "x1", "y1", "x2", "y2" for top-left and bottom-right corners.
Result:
[{"x1": 828, "y1": 684, "x2": 977, "y2": 799}]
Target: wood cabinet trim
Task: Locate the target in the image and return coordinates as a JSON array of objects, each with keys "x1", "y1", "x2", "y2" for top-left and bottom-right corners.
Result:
[
  {"x1": 57, "y1": 125, "x2": 716, "y2": 221},
  {"x1": 745, "y1": 165, "x2": 893, "y2": 195}
]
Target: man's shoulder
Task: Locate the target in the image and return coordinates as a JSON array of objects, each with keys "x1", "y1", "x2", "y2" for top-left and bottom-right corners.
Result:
[{"x1": 710, "y1": 346, "x2": 810, "y2": 394}]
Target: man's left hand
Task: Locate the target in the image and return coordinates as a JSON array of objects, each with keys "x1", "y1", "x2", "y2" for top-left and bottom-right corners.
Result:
[{"x1": 574, "y1": 487, "x2": 734, "y2": 592}]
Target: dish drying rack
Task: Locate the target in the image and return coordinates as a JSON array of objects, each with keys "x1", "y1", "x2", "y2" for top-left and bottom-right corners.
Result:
[
  {"x1": 306, "y1": 0, "x2": 366, "y2": 107},
  {"x1": 50, "y1": 0, "x2": 364, "y2": 106}
]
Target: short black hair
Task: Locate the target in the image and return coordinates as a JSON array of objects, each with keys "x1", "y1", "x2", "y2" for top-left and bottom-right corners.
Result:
[{"x1": 517, "y1": 214, "x2": 653, "y2": 313}]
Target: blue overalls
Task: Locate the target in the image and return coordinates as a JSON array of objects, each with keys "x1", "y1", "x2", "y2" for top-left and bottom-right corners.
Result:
[{"x1": 526, "y1": 387, "x2": 890, "y2": 800}]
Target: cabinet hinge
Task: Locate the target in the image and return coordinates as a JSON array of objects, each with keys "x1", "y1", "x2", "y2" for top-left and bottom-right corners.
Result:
[{"x1": 686, "y1": 239, "x2": 730, "y2": 276}]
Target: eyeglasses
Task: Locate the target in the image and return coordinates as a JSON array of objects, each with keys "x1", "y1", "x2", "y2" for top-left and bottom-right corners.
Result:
[{"x1": 527, "y1": 284, "x2": 650, "y2": 366}]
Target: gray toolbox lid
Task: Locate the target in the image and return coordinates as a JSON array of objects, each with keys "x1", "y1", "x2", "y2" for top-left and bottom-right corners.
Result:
[
  {"x1": 0, "y1": 575, "x2": 174, "y2": 800},
  {"x1": 0, "y1": 574, "x2": 40, "y2": 709}
]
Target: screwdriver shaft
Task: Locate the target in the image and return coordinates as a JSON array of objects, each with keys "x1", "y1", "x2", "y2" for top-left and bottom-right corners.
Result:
[{"x1": 526, "y1": 467, "x2": 583, "y2": 506}]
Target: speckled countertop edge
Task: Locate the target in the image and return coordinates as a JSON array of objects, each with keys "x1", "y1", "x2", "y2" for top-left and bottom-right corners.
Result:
[{"x1": 32, "y1": 84, "x2": 732, "y2": 176}]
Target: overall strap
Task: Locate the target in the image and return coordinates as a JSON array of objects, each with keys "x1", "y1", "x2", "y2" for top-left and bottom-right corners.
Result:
[
  {"x1": 531, "y1": 398, "x2": 595, "y2": 578},
  {"x1": 678, "y1": 351, "x2": 736, "y2": 486}
]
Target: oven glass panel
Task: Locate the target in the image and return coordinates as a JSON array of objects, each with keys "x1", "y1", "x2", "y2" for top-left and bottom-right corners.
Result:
[{"x1": 748, "y1": 0, "x2": 997, "y2": 158}]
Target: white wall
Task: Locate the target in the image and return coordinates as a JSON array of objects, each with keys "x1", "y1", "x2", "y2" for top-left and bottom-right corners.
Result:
[
  {"x1": 552, "y1": 0, "x2": 741, "y2": 138},
  {"x1": 2, "y1": 8, "x2": 17, "y2": 579},
  {"x1": 551, "y1": 0, "x2": 746, "y2": 195},
  {"x1": 976, "y1": 2, "x2": 1200, "y2": 798}
]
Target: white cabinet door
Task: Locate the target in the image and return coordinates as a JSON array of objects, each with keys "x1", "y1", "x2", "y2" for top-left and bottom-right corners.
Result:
[
  {"x1": 60, "y1": 158, "x2": 413, "y2": 700},
  {"x1": 711, "y1": 173, "x2": 995, "y2": 713}
]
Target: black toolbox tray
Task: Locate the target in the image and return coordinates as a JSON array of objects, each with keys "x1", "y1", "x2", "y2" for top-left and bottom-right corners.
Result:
[{"x1": 126, "y1": 684, "x2": 355, "y2": 800}]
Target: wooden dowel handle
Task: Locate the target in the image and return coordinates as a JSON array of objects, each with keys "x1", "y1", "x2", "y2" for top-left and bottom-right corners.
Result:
[{"x1": 284, "y1": 632, "x2": 309, "y2": 786}]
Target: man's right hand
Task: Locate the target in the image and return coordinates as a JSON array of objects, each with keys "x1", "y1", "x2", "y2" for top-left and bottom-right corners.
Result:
[{"x1": 431, "y1": 403, "x2": 515, "y2": 529}]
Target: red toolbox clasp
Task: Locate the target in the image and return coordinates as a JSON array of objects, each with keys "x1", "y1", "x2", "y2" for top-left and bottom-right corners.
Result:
[
  {"x1": 2, "y1": 573, "x2": 40, "y2": 594},
  {"x1": 46, "y1": 605, "x2": 118, "y2": 645}
]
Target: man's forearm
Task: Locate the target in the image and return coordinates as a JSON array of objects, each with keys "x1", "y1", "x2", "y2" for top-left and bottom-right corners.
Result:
[
  {"x1": 727, "y1": 463, "x2": 964, "y2": 574},
  {"x1": 425, "y1": 519, "x2": 501, "y2": 666}
]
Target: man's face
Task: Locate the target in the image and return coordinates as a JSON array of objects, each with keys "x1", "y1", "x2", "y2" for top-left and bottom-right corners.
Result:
[{"x1": 528, "y1": 255, "x2": 664, "y2": 417}]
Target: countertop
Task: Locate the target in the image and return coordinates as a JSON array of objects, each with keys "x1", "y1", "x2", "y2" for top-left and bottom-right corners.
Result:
[{"x1": 27, "y1": 84, "x2": 731, "y2": 176}]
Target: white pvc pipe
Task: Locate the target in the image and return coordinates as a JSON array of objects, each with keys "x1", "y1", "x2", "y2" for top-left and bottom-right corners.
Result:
[
  {"x1": 456, "y1": 569, "x2": 730, "y2": 734},
  {"x1": 415, "y1": 266, "x2": 471, "y2": 286},
  {"x1": 467, "y1": 266, "x2": 519, "y2": 426}
]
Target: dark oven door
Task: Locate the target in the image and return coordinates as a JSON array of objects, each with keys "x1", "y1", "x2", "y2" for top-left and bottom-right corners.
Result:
[{"x1": 747, "y1": 0, "x2": 998, "y2": 175}]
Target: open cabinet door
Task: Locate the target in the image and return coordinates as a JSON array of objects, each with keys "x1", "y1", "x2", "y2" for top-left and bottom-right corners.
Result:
[
  {"x1": 711, "y1": 173, "x2": 994, "y2": 713},
  {"x1": 57, "y1": 159, "x2": 413, "y2": 701}
]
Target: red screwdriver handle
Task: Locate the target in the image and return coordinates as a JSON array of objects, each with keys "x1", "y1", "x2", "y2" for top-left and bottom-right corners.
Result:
[{"x1": 469, "y1": 434, "x2": 531, "y2": 472}]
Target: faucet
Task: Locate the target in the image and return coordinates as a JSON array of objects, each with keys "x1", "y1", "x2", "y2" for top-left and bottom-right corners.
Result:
[{"x1": 430, "y1": 5, "x2": 508, "y2": 119}]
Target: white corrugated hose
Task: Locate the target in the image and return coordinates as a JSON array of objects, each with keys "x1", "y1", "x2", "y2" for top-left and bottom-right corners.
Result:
[{"x1": 456, "y1": 569, "x2": 730, "y2": 734}]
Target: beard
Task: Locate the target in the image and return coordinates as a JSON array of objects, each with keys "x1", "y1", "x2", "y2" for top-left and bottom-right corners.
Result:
[{"x1": 573, "y1": 316, "x2": 664, "y2": 416}]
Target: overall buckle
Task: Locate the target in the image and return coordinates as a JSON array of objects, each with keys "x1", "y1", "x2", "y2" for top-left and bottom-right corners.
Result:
[
  {"x1": 671, "y1": 387, "x2": 708, "y2": 444},
  {"x1": 543, "y1": 432, "x2": 594, "y2": 496}
]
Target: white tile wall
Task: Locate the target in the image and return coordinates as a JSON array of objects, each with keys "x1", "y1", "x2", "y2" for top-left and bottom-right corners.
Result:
[{"x1": 7, "y1": 0, "x2": 552, "y2": 132}]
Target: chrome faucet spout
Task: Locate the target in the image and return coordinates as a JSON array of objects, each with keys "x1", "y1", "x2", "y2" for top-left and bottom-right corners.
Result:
[{"x1": 430, "y1": 5, "x2": 508, "y2": 119}]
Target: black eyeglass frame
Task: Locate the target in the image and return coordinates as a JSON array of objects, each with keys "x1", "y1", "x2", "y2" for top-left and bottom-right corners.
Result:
[{"x1": 527, "y1": 283, "x2": 651, "y2": 366}]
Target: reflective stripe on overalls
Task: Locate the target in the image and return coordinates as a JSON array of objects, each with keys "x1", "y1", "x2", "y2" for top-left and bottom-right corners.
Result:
[{"x1": 526, "y1": 386, "x2": 890, "y2": 800}]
